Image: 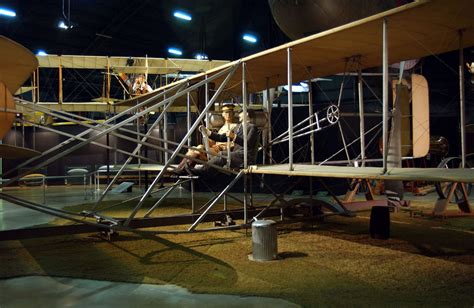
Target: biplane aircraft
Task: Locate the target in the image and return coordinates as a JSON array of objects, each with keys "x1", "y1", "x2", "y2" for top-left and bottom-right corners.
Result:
[{"x1": 0, "y1": 0, "x2": 473, "y2": 240}]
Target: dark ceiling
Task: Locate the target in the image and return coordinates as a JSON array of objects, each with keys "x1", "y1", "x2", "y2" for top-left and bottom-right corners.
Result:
[{"x1": 0, "y1": 0, "x2": 289, "y2": 60}]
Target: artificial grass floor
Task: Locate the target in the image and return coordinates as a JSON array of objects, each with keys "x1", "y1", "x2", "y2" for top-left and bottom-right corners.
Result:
[{"x1": 1, "y1": 197, "x2": 474, "y2": 307}]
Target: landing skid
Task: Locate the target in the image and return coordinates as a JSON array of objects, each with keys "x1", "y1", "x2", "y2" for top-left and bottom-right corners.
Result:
[{"x1": 0, "y1": 207, "x2": 282, "y2": 241}]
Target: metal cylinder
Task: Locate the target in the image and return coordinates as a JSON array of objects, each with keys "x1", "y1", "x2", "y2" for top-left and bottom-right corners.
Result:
[
  {"x1": 209, "y1": 113, "x2": 225, "y2": 128},
  {"x1": 251, "y1": 220, "x2": 277, "y2": 261}
]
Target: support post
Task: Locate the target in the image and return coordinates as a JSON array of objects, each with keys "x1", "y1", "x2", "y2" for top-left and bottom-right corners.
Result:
[
  {"x1": 107, "y1": 57, "x2": 111, "y2": 103},
  {"x1": 307, "y1": 68, "x2": 315, "y2": 199},
  {"x1": 459, "y1": 30, "x2": 466, "y2": 168},
  {"x1": 205, "y1": 75, "x2": 210, "y2": 128},
  {"x1": 22, "y1": 117, "x2": 25, "y2": 147},
  {"x1": 136, "y1": 102, "x2": 141, "y2": 189},
  {"x1": 106, "y1": 134, "x2": 110, "y2": 185},
  {"x1": 36, "y1": 68, "x2": 40, "y2": 103},
  {"x1": 358, "y1": 67, "x2": 366, "y2": 166},
  {"x1": 307, "y1": 68, "x2": 315, "y2": 165},
  {"x1": 265, "y1": 77, "x2": 272, "y2": 164},
  {"x1": 144, "y1": 120, "x2": 149, "y2": 191},
  {"x1": 242, "y1": 62, "x2": 248, "y2": 224},
  {"x1": 287, "y1": 48, "x2": 294, "y2": 171},
  {"x1": 58, "y1": 58, "x2": 63, "y2": 104},
  {"x1": 31, "y1": 71, "x2": 36, "y2": 104},
  {"x1": 187, "y1": 87, "x2": 191, "y2": 148},
  {"x1": 191, "y1": 178, "x2": 195, "y2": 213},
  {"x1": 242, "y1": 63, "x2": 248, "y2": 169},
  {"x1": 163, "y1": 95, "x2": 168, "y2": 163},
  {"x1": 262, "y1": 78, "x2": 269, "y2": 165},
  {"x1": 382, "y1": 18, "x2": 389, "y2": 173},
  {"x1": 113, "y1": 105, "x2": 117, "y2": 164}
]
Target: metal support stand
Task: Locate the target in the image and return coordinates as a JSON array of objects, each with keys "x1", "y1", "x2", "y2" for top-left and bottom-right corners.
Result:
[{"x1": 433, "y1": 182, "x2": 472, "y2": 216}]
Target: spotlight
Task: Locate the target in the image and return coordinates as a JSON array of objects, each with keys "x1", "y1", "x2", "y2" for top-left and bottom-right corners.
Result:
[
  {"x1": 58, "y1": 21, "x2": 68, "y2": 29},
  {"x1": 195, "y1": 53, "x2": 208, "y2": 60},
  {"x1": 0, "y1": 7, "x2": 16, "y2": 17},
  {"x1": 173, "y1": 11, "x2": 192, "y2": 21},
  {"x1": 243, "y1": 34, "x2": 257, "y2": 44},
  {"x1": 58, "y1": 20, "x2": 74, "y2": 30},
  {"x1": 37, "y1": 50, "x2": 48, "y2": 56},
  {"x1": 168, "y1": 48, "x2": 183, "y2": 56}
]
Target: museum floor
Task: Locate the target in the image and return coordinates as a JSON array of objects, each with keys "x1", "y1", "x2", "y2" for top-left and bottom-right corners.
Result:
[{"x1": 1, "y1": 185, "x2": 473, "y2": 307}]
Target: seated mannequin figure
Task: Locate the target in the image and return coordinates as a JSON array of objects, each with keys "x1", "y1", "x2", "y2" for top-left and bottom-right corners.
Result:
[
  {"x1": 132, "y1": 74, "x2": 152, "y2": 95},
  {"x1": 188, "y1": 109, "x2": 259, "y2": 177},
  {"x1": 174, "y1": 103, "x2": 237, "y2": 174}
]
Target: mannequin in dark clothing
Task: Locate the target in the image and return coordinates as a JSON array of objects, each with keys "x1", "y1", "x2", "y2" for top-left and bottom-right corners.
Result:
[{"x1": 173, "y1": 104, "x2": 237, "y2": 175}]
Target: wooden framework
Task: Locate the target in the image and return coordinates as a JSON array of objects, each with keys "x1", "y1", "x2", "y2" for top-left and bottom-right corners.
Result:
[{"x1": 27, "y1": 54, "x2": 230, "y2": 109}]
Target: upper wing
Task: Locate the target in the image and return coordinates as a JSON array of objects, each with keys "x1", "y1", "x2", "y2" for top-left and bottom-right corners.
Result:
[{"x1": 147, "y1": 0, "x2": 474, "y2": 100}]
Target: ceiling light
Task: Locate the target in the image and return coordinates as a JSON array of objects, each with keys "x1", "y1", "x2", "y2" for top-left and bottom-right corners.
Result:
[
  {"x1": 0, "y1": 7, "x2": 16, "y2": 17},
  {"x1": 173, "y1": 11, "x2": 192, "y2": 21},
  {"x1": 58, "y1": 20, "x2": 69, "y2": 29},
  {"x1": 168, "y1": 48, "x2": 183, "y2": 56},
  {"x1": 37, "y1": 50, "x2": 48, "y2": 56},
  {"x1": 243, "y1": 34, "x2": 257, "y2": 44},
  {"x1": 195, "y1": 53, "x2": 208, "y2": 60}
]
